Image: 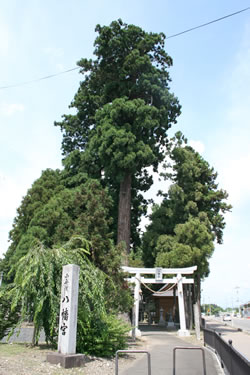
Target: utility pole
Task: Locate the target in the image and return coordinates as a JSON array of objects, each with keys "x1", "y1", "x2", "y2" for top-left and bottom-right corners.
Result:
[{"x1": 235, "y1": 286, "x2": 240, "y2": 311}]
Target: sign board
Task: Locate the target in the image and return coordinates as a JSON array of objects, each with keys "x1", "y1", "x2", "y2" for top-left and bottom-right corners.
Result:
[
  {"x1": 58, "y1": 264, "x2": 80, "y2": 355},
  {"x1": 155, "y1": 267, "x2": 163, "y2": 281}
]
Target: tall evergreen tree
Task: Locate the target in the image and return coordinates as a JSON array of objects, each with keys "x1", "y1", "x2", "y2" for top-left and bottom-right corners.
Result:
[
  {"x1": 2, "y1": 168, "x2": 116, "y2": 282},
  {"x1": 143, "y1": 133, "x2": 232, "y2": 270},
  {"x1": 55, "y1": 19, "x2": 181, "y2": 257},
  {"x1": 142, "y1": 134, "x2": 232, "y2": 306}
]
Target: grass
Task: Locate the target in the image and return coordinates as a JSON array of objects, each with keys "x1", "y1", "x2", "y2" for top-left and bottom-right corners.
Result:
[{"x1": 0, "y1": 342, "x2": 52, "y2": 356}]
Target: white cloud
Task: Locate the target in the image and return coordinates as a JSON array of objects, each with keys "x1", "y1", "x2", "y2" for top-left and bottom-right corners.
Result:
[
  {"x1": 189, "y1": 140, "x2": 205, "y2": 154},
  {"x1": 220, "y1": 154, "x2": 250, "y2": 207},
  {"x1": 0, "y1": 102, "x2": 24, "y2": 116}
]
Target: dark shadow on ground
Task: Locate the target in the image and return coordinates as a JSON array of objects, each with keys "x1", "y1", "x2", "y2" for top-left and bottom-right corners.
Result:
[
  {"x1": 139, "y1": 323, "x2": 179, "y2": 334},
  {"x1": 205, "y1": 323, "x2": 240, "y2": 334}
]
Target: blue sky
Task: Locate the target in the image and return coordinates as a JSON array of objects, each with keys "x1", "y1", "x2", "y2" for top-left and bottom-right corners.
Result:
[{"x1": 0, "y1": 1, "x2": 250, "y2": 308}]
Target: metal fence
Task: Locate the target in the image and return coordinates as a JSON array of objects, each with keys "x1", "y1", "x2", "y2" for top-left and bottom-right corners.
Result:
[
  {"x1": 173, "y1": 346, "x2": 207, "y2": 375},
  {"x1": 115, "y1": 350, "x2": 151, "y2": 375},
  {"x1": 203, "y1": 327, "x2": 250, "y2": 375}
]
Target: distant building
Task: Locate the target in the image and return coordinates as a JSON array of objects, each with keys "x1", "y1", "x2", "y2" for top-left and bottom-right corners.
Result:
[{"x1": 240, "y1": 301, "x2": 250, "y2": 317}]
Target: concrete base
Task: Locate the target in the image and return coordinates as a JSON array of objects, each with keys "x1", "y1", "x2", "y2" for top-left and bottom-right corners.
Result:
[
  {"x1": 129, "y1": 328, "x2": 142, "y2": 337},
  {"x1": 158, "y1": 321, "x2": 166, "y2": 327},
  {"x1": 47, "y1": 352, "x2": 85, "y2": 368},
  {"x1": 167, "y1": 322, "x2": 175, "y2": 327},
  {"x1": 158, "y1": 317, "x2": 166, "y2": 326},
  {"x1": 178, "y1": 329, "x2": 190, "y2": 337}
]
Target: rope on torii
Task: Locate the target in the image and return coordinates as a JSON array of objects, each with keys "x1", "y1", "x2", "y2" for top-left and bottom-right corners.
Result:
[
  {"x1": 136, "y1": 276, "x2": 177, "y2": 294},
  {"x1": 122, "y1": 265, "x2": 197, "y2": 337}
]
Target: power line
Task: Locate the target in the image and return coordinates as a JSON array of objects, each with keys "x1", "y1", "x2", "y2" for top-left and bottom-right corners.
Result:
[
  {"x1": 166, "y1": 6, "x2": 250, "y2": 39},
  {"x1": 0, "y1": 67, "x2": 80, "y2": 90},
  {"x1": 1, "y1": 6, "x2": 250, "y2": 90}
]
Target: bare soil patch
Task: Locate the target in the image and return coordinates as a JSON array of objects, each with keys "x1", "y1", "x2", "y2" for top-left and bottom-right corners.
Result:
[{"x1": 0, "y1": 339, "x2": 142, "y2": 375}]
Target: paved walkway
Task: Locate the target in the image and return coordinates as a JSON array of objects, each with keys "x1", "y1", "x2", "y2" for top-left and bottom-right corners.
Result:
[{"x1": 119, "y1": 326, "x2": 222, "y2": 375}]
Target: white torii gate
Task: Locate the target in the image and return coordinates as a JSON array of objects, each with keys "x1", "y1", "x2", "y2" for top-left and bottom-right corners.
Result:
[{"x1": 122, "y1": 265, "x2": 197, "y2": 337}]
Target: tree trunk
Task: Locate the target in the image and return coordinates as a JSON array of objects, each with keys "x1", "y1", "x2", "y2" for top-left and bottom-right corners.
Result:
[
  {"x1": 32, "y1": 325, "x2": 37, "y2": 346},
  {"x1": 117, "y1": 173, "x2": 132, "y2": 263},
  {"x1": 188, "y1": 284, "x2": 193, "y2": 330},
  {"x1": 183, "y1": 284, "x2": 189, "y2": 328},
  {"x1": 193, "y1": 273, "x2": 201, "y2": 319},
  {"x1": 173, "y1": 287, "x2": 177, "y2": 322},
  {"x1": 196, "y1": 273, "x2": 201, "y2": 316}
]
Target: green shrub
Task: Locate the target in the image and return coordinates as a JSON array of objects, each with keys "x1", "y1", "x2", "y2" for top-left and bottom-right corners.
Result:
[{"x1": 77, "y1": 312, "x2": 130, "y2": 357}]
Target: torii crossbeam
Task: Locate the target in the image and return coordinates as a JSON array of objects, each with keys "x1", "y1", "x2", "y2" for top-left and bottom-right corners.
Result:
[{"x1": 122, "y1": 266, "x2": 197, "y2": 337}]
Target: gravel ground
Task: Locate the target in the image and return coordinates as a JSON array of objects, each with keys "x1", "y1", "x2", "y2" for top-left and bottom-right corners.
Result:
[
  {"x1": 0, "y1": 342, "x2": 136, "y2": 375},
  {"x1": 0, "y1": 324, "x2": 141, "y2": 375},
  {"x1": 0, "y1": 327, "x2": 203, "y2": 375}
]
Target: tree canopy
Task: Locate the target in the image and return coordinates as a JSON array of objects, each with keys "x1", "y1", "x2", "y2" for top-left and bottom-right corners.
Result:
[
  {"x1": 142, "y1": 133, "x2": 232, "y2": 279},
  {"x1": 2, "y1": 168, "x2": 117, "y2": 282},
  {"x1": 55, "y1": 19, "x2": 181, "y2": 254},
  {"x1": 155, "y1": 217, "x2": 214, "y2": 278}
]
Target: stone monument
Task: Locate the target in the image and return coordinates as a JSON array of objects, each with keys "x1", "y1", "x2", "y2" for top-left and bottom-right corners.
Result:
[
  {"x1": 47, "y1": 264, "x2": 85, "y2": 368},
  {"x1": 158, "y1": 307, "x2": 166, "y2": 326},
  {"x1": 167, "y1": 311, "x2": 175, "y2": 327}
]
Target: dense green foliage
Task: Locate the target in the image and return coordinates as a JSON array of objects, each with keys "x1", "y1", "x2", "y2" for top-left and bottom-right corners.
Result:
[
  {"x1": 3, "y1": 169, "x2": 114, "y2": 280},
  {"x1": 1, "y1": 166, "x2": 132, "y2": 315},
  {"x1": 77, "y1": 313, "x2": 129, "y2": 357},
  {"x1": 0, "y1": 284, "x2": 20, "y2": 340},
  {"x1": 3, "y1": 238, "x2": 130, "y2": 356},
  {"x1": 56, "y1": 19, "x2": 180, "y2": 159},
  {"x1": 55, "y1": 19, "x2": 181, "y2": 252},
  {"x1": 154, "y1": 217, "x2": 214, "y2": 277},
  {"x1": 143, "y1": 133, "x2": 232, "y2": 279}
]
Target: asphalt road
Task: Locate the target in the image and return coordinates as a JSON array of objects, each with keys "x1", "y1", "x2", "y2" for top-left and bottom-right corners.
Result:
[
  {"x1": 205, "y1": 317, "x2": 250, "y2": 361},
  {"x1": 230, "y1": 317, "x2": 250, "y2": 332},
  {"x1": 212, "y1": 315, "x2": 250, "y2": 333}
]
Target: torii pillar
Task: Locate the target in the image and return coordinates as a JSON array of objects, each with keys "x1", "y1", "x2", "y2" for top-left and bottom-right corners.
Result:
[
  {"x1": 133, "y1": 272, "x2": 142, "y2": 337},
  {"x1": 176, "y1": 273, "x2": 189, "y2": 336},
  {"x1": 123, "y1": 266, "x2": 197, "y2": 337}
]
